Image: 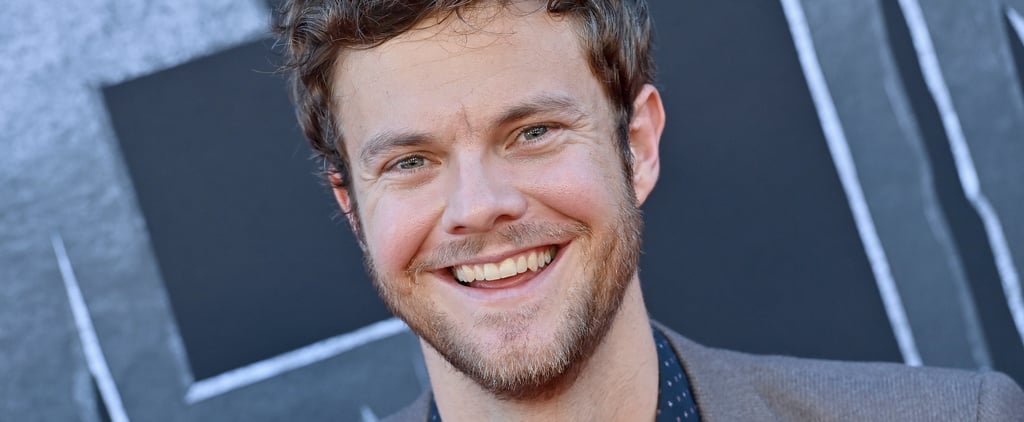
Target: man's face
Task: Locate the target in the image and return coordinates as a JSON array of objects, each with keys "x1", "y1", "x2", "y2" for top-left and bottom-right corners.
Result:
[{"x1": 332, "y1": 4, "x2": 655, "y2": 399}]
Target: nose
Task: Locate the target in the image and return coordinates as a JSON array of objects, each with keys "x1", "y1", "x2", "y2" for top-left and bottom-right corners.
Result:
[{"x1": 441, "y1": 157, "x2": 527, "y2": 234}]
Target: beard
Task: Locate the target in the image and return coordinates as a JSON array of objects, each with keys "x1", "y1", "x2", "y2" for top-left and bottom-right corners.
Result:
[{"x1": 366, "y1": 183, "x2": 643, "y2": 401}]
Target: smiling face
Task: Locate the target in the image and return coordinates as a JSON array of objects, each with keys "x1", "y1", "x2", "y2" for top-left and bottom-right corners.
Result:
[{"x1": 331, "y1": 4, "x2": 659, "y2": 399}]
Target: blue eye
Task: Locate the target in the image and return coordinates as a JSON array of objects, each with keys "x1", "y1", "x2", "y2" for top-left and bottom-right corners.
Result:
[
  {"x1": 393, "y1": 155, "x2": 426, "y2": 171},
  {"x1": 521, "y1": 126, "x2": 549, "y2": 141}
]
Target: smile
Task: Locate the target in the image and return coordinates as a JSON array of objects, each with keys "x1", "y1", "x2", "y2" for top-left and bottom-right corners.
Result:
[{"x1": 450, "y1": 246, "x2": 558, "y2": 285}]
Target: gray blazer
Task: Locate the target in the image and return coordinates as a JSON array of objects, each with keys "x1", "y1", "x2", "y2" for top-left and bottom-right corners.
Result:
[{"x1": 383, "y1": 321, "x2": 1024, "y2": 421}]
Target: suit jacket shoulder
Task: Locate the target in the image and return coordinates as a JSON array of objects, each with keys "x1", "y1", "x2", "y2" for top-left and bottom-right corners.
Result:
[
  {"x1": 654, "y1": 321, "x2": 1024, "y2": 421},
  {"x1": 382, "y1": 322, "x2": 1024, "y2": 421}
]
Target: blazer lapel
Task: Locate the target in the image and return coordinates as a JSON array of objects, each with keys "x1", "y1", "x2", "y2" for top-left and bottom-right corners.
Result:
[{"x1": 652, "y1": 320, "x2": 777, "y2": 421}]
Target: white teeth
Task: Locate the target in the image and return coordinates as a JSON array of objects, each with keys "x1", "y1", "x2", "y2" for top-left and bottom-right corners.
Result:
[
  {"x1": 527, "y1": 252, "x2": 538, "y2": 271},
  {"x1": 483, "y1": 263, "x2": 500, "y2": 280},
  {"x1": 453, "y1": 246, "x2": 557, "y2": 284},
  {"x1": 498, "y1": 258, "x2": 517, "y2": 278}
]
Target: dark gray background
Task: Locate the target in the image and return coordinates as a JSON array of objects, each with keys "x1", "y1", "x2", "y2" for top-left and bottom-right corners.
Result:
[{"x1": 3, "y1": 0, "x2": 1023, "y2": 420}]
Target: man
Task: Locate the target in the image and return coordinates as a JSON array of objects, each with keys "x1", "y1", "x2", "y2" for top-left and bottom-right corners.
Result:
[{"x1": 274, "y1": 0, "x2": 1024, "y2": 420}]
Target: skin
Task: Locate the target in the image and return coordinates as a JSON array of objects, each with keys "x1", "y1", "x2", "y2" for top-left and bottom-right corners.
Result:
[{"x1": 330, "y1": 3, "x2": 666, "y2": 420}]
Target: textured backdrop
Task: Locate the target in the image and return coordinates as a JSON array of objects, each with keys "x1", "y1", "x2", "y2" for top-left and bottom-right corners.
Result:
[{"x1": 2, "y1": 0, "x2": 1023, "y2": 420}]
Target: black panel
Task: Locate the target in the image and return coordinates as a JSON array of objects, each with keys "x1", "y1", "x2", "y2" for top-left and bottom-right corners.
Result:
[
  {"x1": 880, "y1": 0, "x2": 1024, "y2": 381},
  {"x1": 641, "y1": 0, "x2": 902, "y2": 361},
  {"x1": 104, "y1": 39, "x2": 390, "y2": 379}
]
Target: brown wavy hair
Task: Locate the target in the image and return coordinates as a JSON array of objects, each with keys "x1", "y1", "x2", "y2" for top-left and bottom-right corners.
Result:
[{"x1": 274, "y1": 0, "x2": 655, "y2": 191}]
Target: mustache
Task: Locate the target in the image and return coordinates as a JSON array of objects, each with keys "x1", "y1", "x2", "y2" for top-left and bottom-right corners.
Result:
[{"x1": 408, "y1": 221, "x2": 590, "y2": 274}]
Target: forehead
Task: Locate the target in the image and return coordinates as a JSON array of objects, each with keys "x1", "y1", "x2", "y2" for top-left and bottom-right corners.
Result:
[{"x1": 331, "y1": 3, "x2": 604, "y2": 146}]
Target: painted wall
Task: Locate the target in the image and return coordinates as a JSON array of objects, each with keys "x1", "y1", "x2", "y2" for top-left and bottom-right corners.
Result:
[{"x1": 2, "y1": 0, "x2": 1022, "y2": 420}]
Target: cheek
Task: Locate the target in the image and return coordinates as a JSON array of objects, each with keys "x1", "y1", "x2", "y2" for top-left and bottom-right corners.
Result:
[
  {"x1": 360, "y1": 189, "x2": 443, "y2": 278},
  {"x1": 518, "y1": 148, "x2": 626, "y2": 223}
]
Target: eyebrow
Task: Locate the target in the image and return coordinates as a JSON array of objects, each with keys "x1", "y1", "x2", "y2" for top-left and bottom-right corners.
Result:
[
  {"x1": 357, "y1": 93, "x2": 585, "y2": 167},
  {"x1": 359, "y1": 129, "x2": 432, "y2": 168},
  {"x1": 494, "y1": 93, "x2": 585, "y2": 126}
]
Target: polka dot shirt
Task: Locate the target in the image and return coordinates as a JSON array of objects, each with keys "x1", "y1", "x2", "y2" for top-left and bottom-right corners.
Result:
[
  {"x1": 427, "y1": 326, "x2": 701, "y2": 421},
  {"x1": 652, "y1": 326, "x2": 701, "y2": 421}
]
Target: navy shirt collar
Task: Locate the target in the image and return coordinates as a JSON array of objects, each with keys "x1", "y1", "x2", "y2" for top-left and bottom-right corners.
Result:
[{"x1": 653, "y1": 326, "x2": 701, "y2": 421}]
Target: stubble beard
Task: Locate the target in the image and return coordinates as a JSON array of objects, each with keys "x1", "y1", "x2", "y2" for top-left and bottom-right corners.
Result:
[{"x1": 368, "y1": 188, "x2": 643, "y2": 402}]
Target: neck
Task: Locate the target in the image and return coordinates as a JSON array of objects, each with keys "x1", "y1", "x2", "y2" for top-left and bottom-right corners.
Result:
[{"x1": 423, "y1": 277, "x2": 658, "y2": 421}]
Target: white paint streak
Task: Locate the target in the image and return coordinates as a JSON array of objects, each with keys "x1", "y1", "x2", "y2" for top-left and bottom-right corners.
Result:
[
  {"x1": 884, "y1": 73, "x2": 992, "y2": 369},
  {"x1": 52, "y1": 233, "x2": 131, "y2": 422},
  {"x1": 360, "y1": 405, "x2": 380, "y2": 422},
  {"x1": 1009, "y1": 8, "x2": 1024, "y2": 52},
  {"x1": 898, "y1": 0, "x2": 1024, "y2": 348},
  {"x1": 780, "y1": 0, "x2": 922, "y2": 365},
  {"x1": 185, "y1": 318, "x2": 409, "y2": 403}
]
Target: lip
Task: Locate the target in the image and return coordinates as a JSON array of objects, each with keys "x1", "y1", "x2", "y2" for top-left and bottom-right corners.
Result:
[
  {"x1": 434, "y1": 242, "x2": 567, "y2": 305},
  {"x1": 444, "y1": 244, "x2": 558, "y2": 269}
]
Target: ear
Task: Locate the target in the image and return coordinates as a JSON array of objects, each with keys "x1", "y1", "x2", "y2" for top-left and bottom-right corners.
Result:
[
  {"x1": 628, "y1": 84, "x2": 665, "y2": 206},
  {"x1": 328, "y1": 173, "x2": 361, "y2": 237}
]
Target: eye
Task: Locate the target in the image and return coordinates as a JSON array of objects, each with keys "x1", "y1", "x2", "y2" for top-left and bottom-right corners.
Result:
[
  {"x1": 520, "y1": 125, "x2": 550, "y2": 141},
  {"x1": 387, "y1": 155, "x2": 427, "y2": 172}
]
